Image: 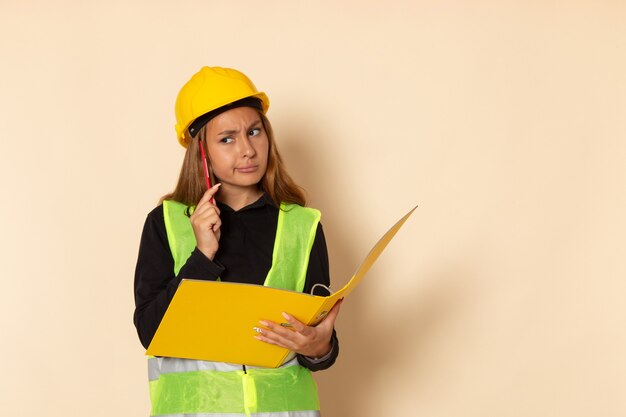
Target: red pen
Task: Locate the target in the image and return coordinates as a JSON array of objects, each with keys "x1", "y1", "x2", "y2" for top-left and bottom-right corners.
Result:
[{"x1": 199, "y1": 138, "x2": 215, "y2": 204}]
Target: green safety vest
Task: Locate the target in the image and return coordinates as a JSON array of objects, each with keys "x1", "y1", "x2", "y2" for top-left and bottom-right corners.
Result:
[{"x1": 149, "y1": 199, "x2": 322, "y2": 417}]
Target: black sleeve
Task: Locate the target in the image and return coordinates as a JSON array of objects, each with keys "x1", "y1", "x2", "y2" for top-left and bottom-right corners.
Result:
[
  {"x1": 297, "y1": 223, "x2": 340, "y2": 371},
  {"x1": 133, "y1": 205, "x2": 224, "y2": 349}
]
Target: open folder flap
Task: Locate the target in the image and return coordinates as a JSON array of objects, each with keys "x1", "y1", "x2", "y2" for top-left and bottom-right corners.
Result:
[
  {"x1": 331, "y1": 205, "x2": 418, "y2": 299},
  {"x1": 305, "y1": 204, "x2": 417, "y2": 326},
  {"x1": 146, "y1": 205, "x2": 417, "y2": 367}
]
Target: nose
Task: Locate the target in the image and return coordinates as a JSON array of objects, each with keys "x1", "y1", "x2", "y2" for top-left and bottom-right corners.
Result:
[{"x1": 239, "y1": 135, "x2": 256, "y2": 158}]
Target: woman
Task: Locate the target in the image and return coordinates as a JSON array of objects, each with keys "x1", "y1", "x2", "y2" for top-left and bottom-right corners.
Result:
[{"x1": 133, "y1": 66, "x2": 340, "y2": 417}]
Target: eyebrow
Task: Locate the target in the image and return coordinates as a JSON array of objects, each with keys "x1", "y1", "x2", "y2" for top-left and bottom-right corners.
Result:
[{"x1": 217, "y1": 119, "x2": 262, "y2": 136}]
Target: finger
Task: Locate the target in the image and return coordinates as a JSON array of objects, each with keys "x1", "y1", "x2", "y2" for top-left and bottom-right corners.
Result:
[
  {"x1": 281, "y1": 312, "x2": 310, "y2": 336},
  {"x1": 194, "y1": 207, "x2": 220, "y2": 222},
  {"x1": 190, "y1": 207, "x2": 221, "y2": 230},
  {"x1": 197, "y1": 183, "x2": 221, "y2": 207},
  {"x1": 254, "y1": 323, "x2": 300, "y2": 350},
  {"x1": 318, "y1": 299, "x2": 343, "y2": 328},
  {"x1": 327, "y1": 298, "x2": 343, "y2": 319},
  {"x1": 260, "y1": 319, "x2": 312, "y2": 348},
  {"x1": 194, "y1": 203, "x2": 220, "y2": 218},
  {"x1": 206, "y1": 182, "x2": 221, "y2": 199},
  {"x1": 209, "y1": 218, "x2": 222, "y2": 232},
  {"x1": 258, "y1": 320, "x2": 296, "y2": 339},
  {"x1": 192, "y1": 204, "x2": 217, "y2": 219}
]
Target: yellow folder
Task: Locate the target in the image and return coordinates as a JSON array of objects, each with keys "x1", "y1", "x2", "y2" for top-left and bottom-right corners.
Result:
[{"x1": 146, "y1": 205, "x2": 416, "y2": 367}]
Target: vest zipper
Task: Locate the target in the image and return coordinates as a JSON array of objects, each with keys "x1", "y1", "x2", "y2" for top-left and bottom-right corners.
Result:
[{"x1": 243, "y1": 364, "x2": 247, "y2": 374}]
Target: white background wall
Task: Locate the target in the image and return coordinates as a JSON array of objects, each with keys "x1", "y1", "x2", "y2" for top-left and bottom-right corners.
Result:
[{"x1": 1, "y1": 1, "x2": 625, "y2": 415}]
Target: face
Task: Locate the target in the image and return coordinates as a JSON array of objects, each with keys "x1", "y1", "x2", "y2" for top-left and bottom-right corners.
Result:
[{"x1": 204, "y1": 106, "x2": 269, "y2": 195}]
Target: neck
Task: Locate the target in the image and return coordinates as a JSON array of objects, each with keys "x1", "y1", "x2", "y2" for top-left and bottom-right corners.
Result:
[{"x1": 217, "y1": 185, "x2": 263, "y2": 211}]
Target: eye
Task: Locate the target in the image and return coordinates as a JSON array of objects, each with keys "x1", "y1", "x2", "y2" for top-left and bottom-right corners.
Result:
[
  {"x1": 248, "y1": 128, "x2": 261, "y2": 137},
  {"x1": 220, "y1": 136, "x2": 234, "y2": 144}
]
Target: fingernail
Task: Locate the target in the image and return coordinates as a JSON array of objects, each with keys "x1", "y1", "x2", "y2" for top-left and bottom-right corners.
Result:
[
  {"x1": 281, "y1": 312, "x2": 290, "y2": 320},
  {"x1": 253, "y1": 327, "x2": 263, "y2": 334},
  {"x1": 259, "y1": 320, "x2": 269, "y2": 327}
]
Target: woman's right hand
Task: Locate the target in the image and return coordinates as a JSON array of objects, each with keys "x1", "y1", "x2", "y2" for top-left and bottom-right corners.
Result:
[{"x1": 190, "y1": 183, "x2": 222, "y2": 260}]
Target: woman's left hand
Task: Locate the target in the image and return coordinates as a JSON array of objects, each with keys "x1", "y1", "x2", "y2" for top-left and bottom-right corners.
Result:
[{"x1": 254, "y1": 299, "x2": 343, "y2": 358}]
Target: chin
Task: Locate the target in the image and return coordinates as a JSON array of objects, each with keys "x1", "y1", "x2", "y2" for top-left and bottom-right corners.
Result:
[
  {"x1": 238, "y1": 173, "x2": 265, "y2": 186},
  {"x1": 223, "y1": 177, "x2": 264, "y2": 189}
]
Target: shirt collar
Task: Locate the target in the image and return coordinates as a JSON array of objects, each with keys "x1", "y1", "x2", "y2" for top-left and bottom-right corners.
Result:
[{"x1": 216, "y1": 192, "x2": 277, "y2": 213}]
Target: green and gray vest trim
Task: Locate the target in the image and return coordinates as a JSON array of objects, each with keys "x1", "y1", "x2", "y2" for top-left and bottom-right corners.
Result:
[{"x1": 149, "y1": 200, "x2": 321, "y2": 417}]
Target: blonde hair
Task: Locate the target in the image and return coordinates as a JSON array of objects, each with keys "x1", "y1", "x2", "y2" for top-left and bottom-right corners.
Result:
[{"x1": 161, "y1": 112, "x2": 306, "y2": 207}]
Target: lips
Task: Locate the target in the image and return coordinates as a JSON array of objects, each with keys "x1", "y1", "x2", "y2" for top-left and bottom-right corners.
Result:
[{"x1": 236, "y1": 165, "x2": 258, "y2": 173}]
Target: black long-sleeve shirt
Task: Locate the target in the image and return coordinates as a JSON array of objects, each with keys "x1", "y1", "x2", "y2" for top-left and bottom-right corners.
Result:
[{"x1": 133, "y1": 194, "x2": 338, "y2": 371}]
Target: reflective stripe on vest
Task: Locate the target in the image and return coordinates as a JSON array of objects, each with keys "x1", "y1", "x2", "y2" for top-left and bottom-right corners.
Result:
[
  {"x1": 148, "y1": 356, "x2": 304, "y2": 382},
  {"x1": 152, "y1": 200, "x2": 321, "y2": 417},
  {"x1": 265, "y1": 203, "x2": 320, "y2": 292}
]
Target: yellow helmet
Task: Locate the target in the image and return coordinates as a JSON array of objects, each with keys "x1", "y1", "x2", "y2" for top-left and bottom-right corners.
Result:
[{"x1": 174, "y1": 66, "x2": 270, "y2": 147}]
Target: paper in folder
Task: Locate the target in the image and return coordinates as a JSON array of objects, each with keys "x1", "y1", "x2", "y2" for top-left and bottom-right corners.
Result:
[{"x1": 146, "y1": 205, "x2": 416, "y2": 367}]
